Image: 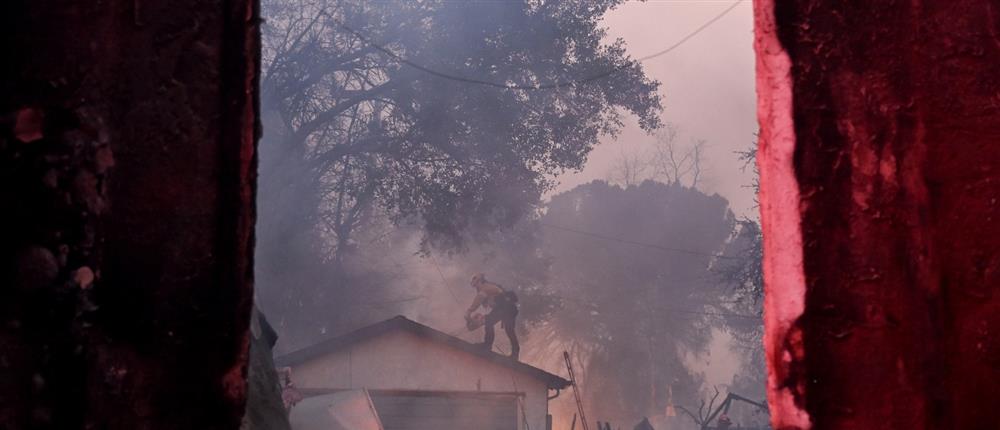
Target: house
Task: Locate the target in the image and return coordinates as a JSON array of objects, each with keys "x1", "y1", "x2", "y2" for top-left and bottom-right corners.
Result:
[{"x1": 275, "y1": 316, "x2": 571, "y2": 430}]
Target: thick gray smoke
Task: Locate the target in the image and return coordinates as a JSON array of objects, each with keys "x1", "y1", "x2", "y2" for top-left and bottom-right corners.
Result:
[{"x1": 254, "y1": 0, "x2": 763, "y2": 428}]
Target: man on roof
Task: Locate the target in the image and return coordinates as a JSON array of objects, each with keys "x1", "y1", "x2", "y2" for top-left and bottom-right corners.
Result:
[{"x1": 465, "y1": 273, "x2": 520, "y2": 360}]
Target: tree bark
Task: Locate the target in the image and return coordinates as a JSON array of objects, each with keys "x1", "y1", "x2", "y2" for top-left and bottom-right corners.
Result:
[
  {"x1": 0, "y1": 0, "x2": 259, "y2": 428},
  {"x1": 756, "y1": 1, "x2": 1000, "y2": 429},
  {"x1": 242, "y1": 307, "x2": 292, "y2": 430}
]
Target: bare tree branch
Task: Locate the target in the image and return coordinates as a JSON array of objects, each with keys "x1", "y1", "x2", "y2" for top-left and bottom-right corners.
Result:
[{"x1": 650, "y1": 124, "x2": 708, "y2": 189}]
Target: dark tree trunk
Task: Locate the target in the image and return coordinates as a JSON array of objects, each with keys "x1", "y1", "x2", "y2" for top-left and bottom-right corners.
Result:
[
  {"x1": 0, "y1": 0, "x2": 259, "y2": 428},
  {"x1": 242, "y1": 307, "x2": 292, "y2": 430},
  {"x1": 756, "y1": 1, "x2": 1000, "y2": 429}
]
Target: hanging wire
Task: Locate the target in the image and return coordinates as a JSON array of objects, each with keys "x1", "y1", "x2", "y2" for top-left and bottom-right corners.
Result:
[{"x1": 336, "y1": 0, "x2": 744, "y2": 90}]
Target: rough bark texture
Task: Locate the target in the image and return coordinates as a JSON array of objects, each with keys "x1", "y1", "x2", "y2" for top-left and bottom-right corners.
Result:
[
  {"x1": 241, "y1": 307, "x2": 292, "y2": 430},
  {"x1": 756, "y1": 1, "x2": 1000, "y2": 429},
  {"x1": 0, "y1": 0, "x2": 259, "y2": 428}
]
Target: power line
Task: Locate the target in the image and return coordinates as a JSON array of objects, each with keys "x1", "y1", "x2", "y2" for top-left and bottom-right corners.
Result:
[
  {"x1": 538, "y1": 222, "x2": 740, "y2": 260},
  {"x1": 337, "y1": 0, "x2": 744, "y2": 90},
  {"x1": 662, "y1": 307, "x2": 762, "y2": 321},
  {"x1": 428, "y1": 252, "x2": 464, "y2": 305},
  {"x1": 559, "y1": 295, "x2": 761, "y2": 321},
  {"x1": 425, "y1": 254, "x2": 480, "y2": 340},
  {"x1": 633, "y1": 0, "x2": 744, "y2": 62}
]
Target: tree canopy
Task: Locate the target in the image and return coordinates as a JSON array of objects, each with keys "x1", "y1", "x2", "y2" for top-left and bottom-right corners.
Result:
[
  {"x1": 256, "y1": 0, "x2": 662, "y2": 346},
  {"x1": 532, "y1": 180, "x2": 735, "y2": 422}
]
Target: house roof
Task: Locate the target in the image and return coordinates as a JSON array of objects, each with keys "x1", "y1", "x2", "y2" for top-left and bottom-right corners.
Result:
[{"x1": 275, "y1": 316, "x2": 571, "y2": 390}]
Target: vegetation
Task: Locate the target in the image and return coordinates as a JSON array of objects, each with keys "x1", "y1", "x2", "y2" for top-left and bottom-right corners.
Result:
[
  {"x1": 257, "y1": 0, "x2": 662, "y2": 342},
  {"x1": 256, "y1": 0, "x2": 766, "y2": 424}
]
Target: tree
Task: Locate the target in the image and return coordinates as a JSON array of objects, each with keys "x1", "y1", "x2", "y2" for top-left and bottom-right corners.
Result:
[
  {"x1": 257, "y1": 0, "x2": 663, "y2": 343},
  {"x1": 608, "y1": 148, "x2": 650, "y2": 187},
  {"x1": 532, "y1": 180, "x2": 736, "y2": 423},
  {"x1": 607, "y1": 123, "x2": 709, "y2": 189},
  {"x1": 714, "y1": 141, "x2": 763, "y2": 318},
  {"x1": 0, "y1": 1, "x2": 257, "y2": 427},
  {"x1": 651, "y1": 124, "x2": 707, "y2": 188},
  {"x1": 711, "y1": 140, "x2": 767, "y2": 419}
]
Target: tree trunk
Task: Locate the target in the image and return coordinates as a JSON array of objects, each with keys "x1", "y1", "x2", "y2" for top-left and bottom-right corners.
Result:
[
  {"x1": 755, "y1": 1, "x2": 1000, "y2": 429},
  {"x1": 0, "y1": 0, "x2": 259, "y2": 428},
  {"x1": 242, "y1": 307, "x2": 292, "y2": 430}
]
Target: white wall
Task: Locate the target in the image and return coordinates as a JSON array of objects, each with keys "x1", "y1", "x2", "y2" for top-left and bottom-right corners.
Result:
[{"x1": 292, "y1": 330, "x2": 551, "y2": 430}]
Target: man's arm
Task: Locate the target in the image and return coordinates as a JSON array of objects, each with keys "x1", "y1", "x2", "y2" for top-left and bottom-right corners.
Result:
[{"x1": 466, "y1": 293, "x2": 485, "y2": 317}]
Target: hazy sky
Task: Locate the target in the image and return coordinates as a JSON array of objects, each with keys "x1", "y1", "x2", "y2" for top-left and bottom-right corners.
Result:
[
  {"x1": 584, "y1": 0, "x2": 757, "y2": 390},
  {"x1": 554, "y1": 0, "x2": 757, "y2": 218}
]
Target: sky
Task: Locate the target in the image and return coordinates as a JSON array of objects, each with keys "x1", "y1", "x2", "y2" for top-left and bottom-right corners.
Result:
[
  {"x1": 403, "y1": 0, "x2": 759, "y2": 399},
  {"x1": 580, "y1": 0, "x2": 758, "y2": 390},
  {"x1": 553, "y1": 0, "x2": 758, "y2": 219},
  {"x1": 264, "y1": 0, "x2": 761, "y2": 419}
]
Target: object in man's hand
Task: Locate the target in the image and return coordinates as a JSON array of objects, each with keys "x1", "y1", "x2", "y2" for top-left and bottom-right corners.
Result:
[{"x1": 466, "y1": 313, "x2": 485, "y2": 331}]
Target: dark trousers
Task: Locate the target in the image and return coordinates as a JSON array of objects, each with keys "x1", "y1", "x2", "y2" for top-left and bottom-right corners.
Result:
[{"x1": 483, "y1": 305, "x2": 519, "y2": 358}]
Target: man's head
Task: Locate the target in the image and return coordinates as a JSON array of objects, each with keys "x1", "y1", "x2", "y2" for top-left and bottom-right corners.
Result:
[{"x1": 470, "y1": 273, "x2": 486, "y2": 288}]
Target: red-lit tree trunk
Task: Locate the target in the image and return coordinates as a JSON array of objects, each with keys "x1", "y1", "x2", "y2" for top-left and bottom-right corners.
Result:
[
  {"x1": 0, "y1": 1, "x2": 258, "y2": 428},
  {"x1": 756, "y1": 1, "x2": 1000, "y2": 429}
]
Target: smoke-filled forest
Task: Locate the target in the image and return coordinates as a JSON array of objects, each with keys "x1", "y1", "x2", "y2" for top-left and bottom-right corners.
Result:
[{"x1": 255, "y1": 0, "x2": 764, "y2": 428}]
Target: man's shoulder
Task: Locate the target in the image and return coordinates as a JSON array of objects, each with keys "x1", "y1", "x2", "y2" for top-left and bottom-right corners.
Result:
[{"x1": 482, "y1": 282, "x2": 504, "y2": 294}]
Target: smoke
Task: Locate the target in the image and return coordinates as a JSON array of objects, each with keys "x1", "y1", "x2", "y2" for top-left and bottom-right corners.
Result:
[
  {"x1": 256, "y1": 0, "x2": 763, "y2": 428},
  {"x1": 559, "y1": 1, "x2": 757, "y2": 217}
]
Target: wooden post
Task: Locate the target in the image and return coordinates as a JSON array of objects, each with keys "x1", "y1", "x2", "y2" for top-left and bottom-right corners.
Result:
[
  {"x1": 0, "y1": 0, "x2": 259, "y2": 428},
  {"x1": 755, "y1": 0, "x2": 1000, "y2": 428}
]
